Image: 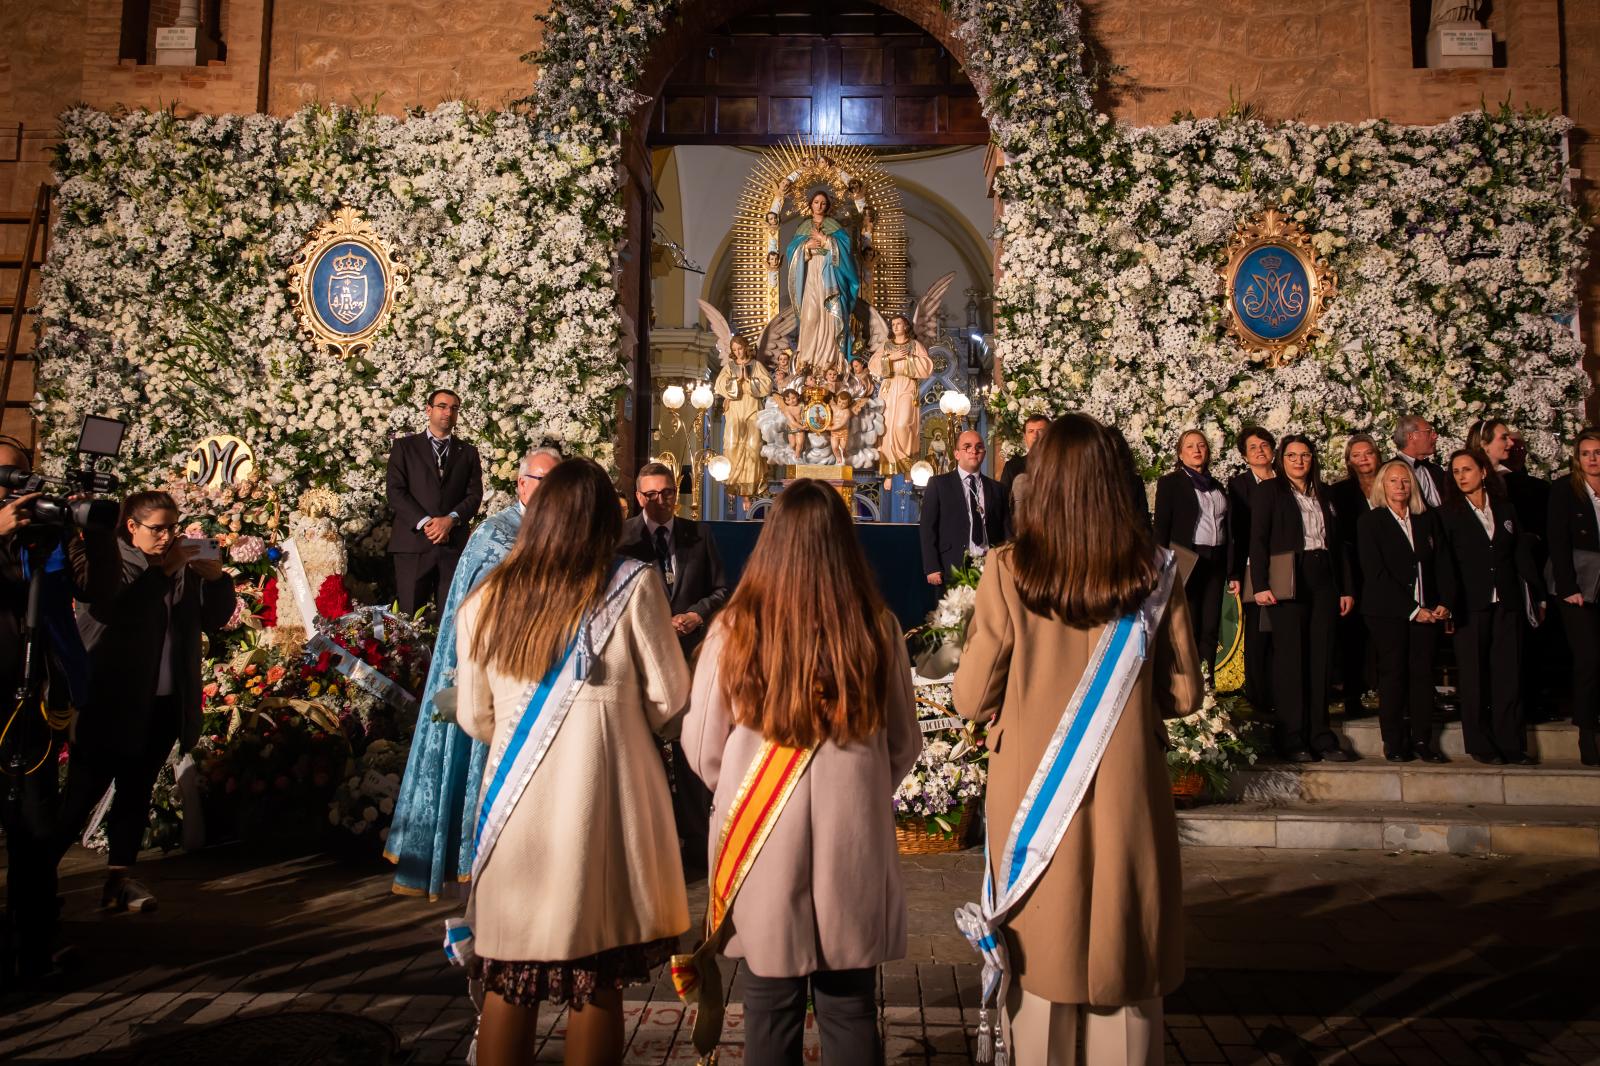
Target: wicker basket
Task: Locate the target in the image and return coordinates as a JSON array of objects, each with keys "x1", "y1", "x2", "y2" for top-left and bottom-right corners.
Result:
[
  {"x1": 1170, "y1": 770, "x2": 1207, "y2": 806},
  {"x1": 896, "y1": 805, "x2": 973, "y2": 855}
]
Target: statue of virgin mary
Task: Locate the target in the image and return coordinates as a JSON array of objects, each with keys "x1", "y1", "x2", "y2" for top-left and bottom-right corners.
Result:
[{"x1": 784, "y1": 189, "x2": 860, "y2": 375}]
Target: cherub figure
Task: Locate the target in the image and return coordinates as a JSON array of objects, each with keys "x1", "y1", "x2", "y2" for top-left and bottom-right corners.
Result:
[
  {"x1": 828, "y1": 390, "x2": 867, "y2": 464},
  {"x1": 778, "y1": 388, "x2": 807, "y2": 455},
  {"x1": 774, "y1": 349, "x2": 805, "y2": 393},
  {"x1": 820, "y1": 365, "x2": 845, "y2": 396},
  {"x1": 847, "y1": 356, "x2": 874, "y2": 400}
]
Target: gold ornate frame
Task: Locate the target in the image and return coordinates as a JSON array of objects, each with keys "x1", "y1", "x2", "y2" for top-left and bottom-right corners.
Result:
[
  {"x1": 288, "y1": 207, "x2": 409, "y2": 357},
  {"x1": 730, "y1": 136, "x2": 906, "y2": 347},
  {"x1": 1219, "y1": 209, "x2": 1337, "y2": 367}
]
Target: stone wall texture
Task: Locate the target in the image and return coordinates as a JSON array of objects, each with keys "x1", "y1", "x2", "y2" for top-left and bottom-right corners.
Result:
[{"x1": 0, "y1": 0, "x2": 1596, "y2": 412}]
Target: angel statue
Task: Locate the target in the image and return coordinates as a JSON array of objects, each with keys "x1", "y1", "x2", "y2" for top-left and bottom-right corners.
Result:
[
  {"x1": 702, "y1": 300, "x2": 775, "y2": 497},
  {"x1": 785, "y1": 190, "x2": 860, "y2": 376},
  {"x1": 868, "y1": 272, "x2": 954, "y2": 472}
]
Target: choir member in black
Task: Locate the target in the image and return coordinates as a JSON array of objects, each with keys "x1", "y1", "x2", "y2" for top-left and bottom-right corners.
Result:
[
  {"x1": 1547, "y1": 428, "x2": 1600, "y2": 766},
  {"x1": 1250, "y1": 435, "x2": 1354, "y2": 762},
  {"x1": 1437, "y1": 449, "x2": 1546, "y2": 765},
  {"x1": 1331, "y1": 432, "x2": 1381, "y2": 717},
  {"x1": 1358, "y1": 460, "x2": 1449, "y2": 763},
  {"x1": 1154, "y1": 430, "x2": 1233, "y2": 673},
  {"x1": 1468, "y1": 417, "x2": 1561, "y2": 723},
  {"x1": 1228, "y1": 426, "x2": 1275, "y2": 717}
]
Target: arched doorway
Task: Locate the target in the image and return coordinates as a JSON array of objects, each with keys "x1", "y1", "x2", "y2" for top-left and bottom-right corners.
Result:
[{"x1": 612, "y1": 0, "x2": 994, "y2": 486}]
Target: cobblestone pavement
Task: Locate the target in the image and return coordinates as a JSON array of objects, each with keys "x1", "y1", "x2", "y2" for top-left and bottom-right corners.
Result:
[{"x1": 1, "y1": 843, "x2": 1598, "y2": 1063}]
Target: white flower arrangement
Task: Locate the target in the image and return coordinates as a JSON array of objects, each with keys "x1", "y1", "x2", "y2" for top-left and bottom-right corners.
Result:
[{"x1": 895, "y1": 679, "x2": 988, "y2": 836}]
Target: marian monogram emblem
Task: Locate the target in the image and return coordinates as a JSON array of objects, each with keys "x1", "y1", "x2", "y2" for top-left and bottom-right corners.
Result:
[
  {"x1": 289, "y1": 208, "x2": 408, "y2": 357},
  {"x1": 184, "y1": 434, "x2": 256, "y2": 488},
  {"x1": 1221, "y1": 210, "x2": 1336, "y2": 366}
]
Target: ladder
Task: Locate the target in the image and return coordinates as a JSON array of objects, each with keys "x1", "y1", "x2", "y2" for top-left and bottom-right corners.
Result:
[{"x1": 0, "y1": 183, "x2": 52, "y2": 453}]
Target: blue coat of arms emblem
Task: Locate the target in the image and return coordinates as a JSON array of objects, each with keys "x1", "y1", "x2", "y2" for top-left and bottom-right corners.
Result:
[{"x1": 289, "y1": 209, "x2": 408, "y2": 357}]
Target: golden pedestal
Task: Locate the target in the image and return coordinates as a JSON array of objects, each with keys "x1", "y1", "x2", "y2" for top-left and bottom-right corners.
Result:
[{"x1": 783, "y1": 464, "x2": 855, "y2": 508}]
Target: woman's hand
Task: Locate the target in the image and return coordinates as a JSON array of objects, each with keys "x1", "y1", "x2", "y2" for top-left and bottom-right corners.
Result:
[
  {"x1": 1254, "y1": 590, "x2": 1276, "y2": 606},
  {"x1": 189, "y1": 557, "x2": 227, "y2": 582},
  {"x1": 161, "y1": 540, "x2": 200, "y2": 577},
  {"x1": 1565, "y1": 593, "x2": 1585, "y2": 606},
  {"x1": 1338, "y1": 596, "x2": 1354, "y2": 617},
  {"x1": 1227, "y1": 579, "x2": 1240, "y2": 595}
]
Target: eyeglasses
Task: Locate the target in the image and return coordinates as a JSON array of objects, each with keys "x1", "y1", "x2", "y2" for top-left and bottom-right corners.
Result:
[
  {"x1": 133, "y1": 519, "x2": 180, "y2": 535},
  {"x1": 639, "y1": 489, "x2": 678, "y2": 502}
]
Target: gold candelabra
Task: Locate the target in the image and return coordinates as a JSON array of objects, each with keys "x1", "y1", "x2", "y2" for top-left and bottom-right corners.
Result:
[{"x1": 656, "y1": 381, "x2": 718, "y2": 520}]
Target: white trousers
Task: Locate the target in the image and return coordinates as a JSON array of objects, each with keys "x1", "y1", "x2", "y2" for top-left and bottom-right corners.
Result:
[{"x1": 1005, "y1": 988, "x2": 1165, "y2": 1066}]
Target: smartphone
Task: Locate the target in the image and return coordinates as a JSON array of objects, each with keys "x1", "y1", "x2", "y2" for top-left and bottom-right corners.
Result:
[{"x1": 180, "y1": 536, "x2": 221, "y2": 561}]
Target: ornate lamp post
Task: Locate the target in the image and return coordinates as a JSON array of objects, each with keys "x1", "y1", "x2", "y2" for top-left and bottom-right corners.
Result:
[
  {"x1": 688, "y1": 382, "x2": 716, "y2": 520},
  {"x1": 936, "y1": 389, "x2": 972, "y2": 472}
]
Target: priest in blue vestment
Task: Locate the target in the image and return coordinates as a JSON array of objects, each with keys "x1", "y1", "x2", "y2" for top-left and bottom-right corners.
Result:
[{"x1": 385, "y1": 446, "x2": 560, "y2": 898}]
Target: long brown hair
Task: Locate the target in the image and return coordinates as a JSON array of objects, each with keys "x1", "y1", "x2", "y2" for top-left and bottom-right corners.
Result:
[
  {"x1": 468, "y1": 458, "x2": 622, "y2": 681},
  {"x1": 714, "y1": 479, "x2": 889, "y2": 747},
  {"x1": 1012, "y1": 413, "x2": 1159, "y2": 627},
  {"x1": 1570, "y1": 427, "x2": 1600, "y2": 494}
]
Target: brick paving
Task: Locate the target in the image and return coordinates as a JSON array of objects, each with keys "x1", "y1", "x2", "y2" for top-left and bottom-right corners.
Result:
[{"x1": 1, "y1": 843, "x2": 1598, "y2": 1063}]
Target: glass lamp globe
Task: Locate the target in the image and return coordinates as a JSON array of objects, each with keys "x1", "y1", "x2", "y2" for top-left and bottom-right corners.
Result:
[
  {"x1": 938, "y1": 390, "x2": 962, "y2": 416},
  {"x1": 690, "y1": 382, "x2": 716, "y2": 410},
  {"x1": 661, "y1": 384, "x2": 686, "y2": 410},
  {"x1": 950, "y1": 392, "x2": 973, "y2": 418},
  {"x1": 910, "y1": 460, "x2": 935, "y2": 488},
  {"x1": 707, "y1": 454, "x2": 732, "y2": 482}
]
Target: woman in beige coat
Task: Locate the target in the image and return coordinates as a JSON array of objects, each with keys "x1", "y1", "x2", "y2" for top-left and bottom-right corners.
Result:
[
  {"x1": 682, "y1": 479, "x2": 922, "y2": 1066},
  {"x1": 955, "y1": 414, "x2": 1203, "y2": 1066},
  {"x1": 454, "y1": 459, "x2": 691, "y2": 1066}
]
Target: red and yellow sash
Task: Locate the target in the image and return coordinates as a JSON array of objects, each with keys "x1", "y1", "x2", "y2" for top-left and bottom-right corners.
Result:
[{"x1": 671, "y1": 739, "x2": 816, "y2": 1063}]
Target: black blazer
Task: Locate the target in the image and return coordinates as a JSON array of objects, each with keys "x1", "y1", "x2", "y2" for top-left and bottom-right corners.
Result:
[
  {"x1": 1000, "y1": 452, "x2": 1028, "y2": 494},
  {"x1": 1394, "y1": 454, "x2": 1448, "y2": 509},
  {"x1": 1357, "y1": 506, "x2": 1442, "y2": 619},
  {"x1": 75, "y1": 539, "x2": 236, "y2": 754},
  {"x1": 1154, "y1": 469, "x2": 1228, "y2": 560},
  {"x1": 619, "y1": 515, "x2": 729, "y2": 654},
  {"x1": 385, "y1": 432, "x2": 484, "y2": 554},
  {"x1": 1502, "y1": 468, "x2": 1550, "y2": 547},
  {"x1": 1226, "y1": 472, "x2": 1264, "y2": 582},
  {"x1": 920, "y1": 469, "x2": 1009, "y2": 579},
  {"x1": 1249, "y1": 478, "x2": 1350, "y2": 596},
  {"x1": 1547, "y1": 478, "x2": 1600, "y2": 599},
  {"x1": 1436, "y1": 494, "x2": 1543, "y2": 614}
]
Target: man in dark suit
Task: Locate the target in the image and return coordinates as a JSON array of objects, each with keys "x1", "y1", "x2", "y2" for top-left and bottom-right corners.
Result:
[
  {"x1": 385, "y1": 388, "x2": 483, "y2": 617},
  {"x1": 1000, "y1": 414, "x2": 1051, "y2": 494},
  {"x1": 1391, "y1": 414, "x2": 1447, "y2": 509},
  {"x1": 921, "y1": 430, "x2": 1010, "y2": 586},
  {"x1": 620, "y1": 461, "x2": 729, "y2": 878}
]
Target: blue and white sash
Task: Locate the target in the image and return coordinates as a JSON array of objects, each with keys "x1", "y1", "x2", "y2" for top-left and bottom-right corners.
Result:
[
  {"x1": 954, "y1": 550, "x2": 1178, "y2": 1066},
  {"x1": 443, "y1": 558, "x2": 651, "y2": 969}
]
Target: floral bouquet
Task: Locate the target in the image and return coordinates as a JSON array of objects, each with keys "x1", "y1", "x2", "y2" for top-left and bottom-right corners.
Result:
[
  {"x1": 328, "y1": 737, "x2": 408, "y2": 852},
  {"x1": 910, "y1": 557, "x2": 985, "y2": 679},
  {"x1": 193, "y1": 698, "x2": 349, "y2": 841},
  {"x1": 1165, "y1": 684, "x2": 1265, "y2": 800},
  {"x1": 893, "y1": 679, "x2": 988, "y2": 848}
]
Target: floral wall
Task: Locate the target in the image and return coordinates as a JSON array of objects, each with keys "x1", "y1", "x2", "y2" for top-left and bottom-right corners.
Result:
[
  {"x1": 34, "y1": 0, "x2": 1590, "y2": 536},
  {"x1": 38, "y1": 104, "x2": 627, "y2": 542}
]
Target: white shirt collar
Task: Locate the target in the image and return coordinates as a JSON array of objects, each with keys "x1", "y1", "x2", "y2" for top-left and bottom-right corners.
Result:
[{"x1": 644, "y1": 514, "x2": 675, "y2": 537}]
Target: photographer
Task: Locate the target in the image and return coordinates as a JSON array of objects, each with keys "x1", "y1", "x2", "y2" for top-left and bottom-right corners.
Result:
[
  {"x1": 55, "y1": 490, "x2": 234, "y2": 913},
  {"x1": 0, "y1": 439, "x2": 120, "y2": 986}
]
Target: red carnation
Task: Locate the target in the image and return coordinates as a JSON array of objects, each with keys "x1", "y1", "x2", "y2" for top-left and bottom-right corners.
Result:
[
  {"x1": 259, "y1": 577, "x2": 279, "y2": 628},
  {"x1": 315, "y1": 575, "x2": 351, "y2": 620}
]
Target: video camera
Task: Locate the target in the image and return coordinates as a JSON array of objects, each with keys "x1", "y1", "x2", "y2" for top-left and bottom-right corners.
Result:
[{"x1": 0, "y1": 415, "x2": 127, "y2": 533}]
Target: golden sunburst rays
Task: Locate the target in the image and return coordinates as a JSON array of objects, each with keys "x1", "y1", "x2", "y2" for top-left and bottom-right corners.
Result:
[{"x1": 730, "y1": 136, "x2": 906, "y2": 349}]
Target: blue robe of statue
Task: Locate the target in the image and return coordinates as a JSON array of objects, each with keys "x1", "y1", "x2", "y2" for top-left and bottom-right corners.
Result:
[
  {"x1": 784, "y1": 216, "x2": 860, "y2": 367},
  {"x1": 385, "y1": 502, "x2": 523, "y2": 899}
]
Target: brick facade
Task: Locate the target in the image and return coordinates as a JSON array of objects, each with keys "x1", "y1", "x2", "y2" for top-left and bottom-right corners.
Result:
[{"x1": 0, "y1": 0, "x2": 1596, "y2": 398}]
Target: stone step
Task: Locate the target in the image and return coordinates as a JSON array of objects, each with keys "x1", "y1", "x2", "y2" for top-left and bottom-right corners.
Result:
[
  {"x1": 1229, "y1": 758, "x2": 1600, "y2": 807},
  {"x1": 1178, "y1": 801, "x2": 1599, "y2": 858},
  {"x1": 1330, "y1": 715, "x2": 1581, "y2": 760}
]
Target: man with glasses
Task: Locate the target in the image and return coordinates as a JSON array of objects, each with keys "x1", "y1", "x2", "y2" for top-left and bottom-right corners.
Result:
[
  {"x1": 387, "y1": 446, "x2": 559, "y2": 899},
  {"x1": 385, "y1": 389, "x2": 483, "y2": 616},
  {"x1": 620, "y1": 461, "x2": 728, "y2": 878},
  {"x1": 921, "y1": 429, "x2": 1011, "y2": 586}
]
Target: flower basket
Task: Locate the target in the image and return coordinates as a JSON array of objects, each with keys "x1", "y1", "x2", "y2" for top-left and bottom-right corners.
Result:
[
  {"x1": 1170, "y1": 770, "x2": 1205, "y2": 801},
  {"x1": 896, "y1": 804, "x2": 973, "y2": 855}
]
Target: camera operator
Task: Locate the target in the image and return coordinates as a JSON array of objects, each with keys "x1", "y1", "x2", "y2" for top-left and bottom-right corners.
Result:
[
  {"x1": 54, "y1": 490, "x2": 234, "y2": 914},
  {"x1": 0, "y1": 438, "x2": 120, "y2": 987}
]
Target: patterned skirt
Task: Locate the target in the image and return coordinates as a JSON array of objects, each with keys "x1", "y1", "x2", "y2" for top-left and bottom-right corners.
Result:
[{"x1": 474, "y1": 936, "x2": 678, "y2": 1011}]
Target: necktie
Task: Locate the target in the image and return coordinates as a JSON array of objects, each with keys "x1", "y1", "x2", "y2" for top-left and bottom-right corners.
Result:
[
  {"x1": 653, "y1": 526, "x2": 673, "y2": 585},
  {"x1": 967, "y1": 474, "x2": 986, "y2": 549},
  {"x1": 431, "y1": 437, "x2": 449, "y2": 476}
]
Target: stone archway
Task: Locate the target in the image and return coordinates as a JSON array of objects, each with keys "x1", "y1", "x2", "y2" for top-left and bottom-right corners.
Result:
[{"x1": 615, "y1": 0, "x2": 986, "y2": 476}]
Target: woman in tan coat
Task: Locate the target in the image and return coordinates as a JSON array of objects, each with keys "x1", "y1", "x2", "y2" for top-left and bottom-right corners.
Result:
[
  {"x1": 955, "y1": 414, "x2": 1203, "y2": 1066},
  {"x1": 682, "y1": 479, "x2": 922, "y2": 1066},
  {"x1": 454, "y1": 459, "x2": 691, "y2": 1066}
]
